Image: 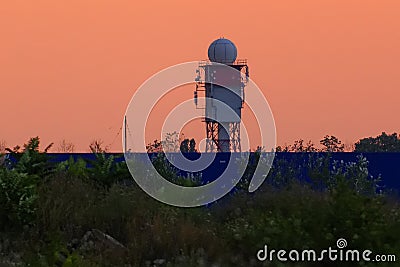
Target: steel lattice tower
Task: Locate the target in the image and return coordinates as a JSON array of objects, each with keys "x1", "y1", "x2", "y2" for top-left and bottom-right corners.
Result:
[{"x1": 194, "y1": 38, "x2": 249, "y2": 152}]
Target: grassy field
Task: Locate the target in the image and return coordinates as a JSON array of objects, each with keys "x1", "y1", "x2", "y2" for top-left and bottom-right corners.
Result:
[{"x1": 0, "y1": 138, "x2": 399, "y2": 266}]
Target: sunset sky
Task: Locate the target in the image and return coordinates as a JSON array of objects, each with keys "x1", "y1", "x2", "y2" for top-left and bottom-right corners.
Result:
[{"x1": 1, "y1": 0, "x2": 399, "y2": 152}]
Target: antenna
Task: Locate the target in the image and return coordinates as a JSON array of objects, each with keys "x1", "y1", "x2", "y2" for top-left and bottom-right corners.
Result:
[{"x1": 124, "y1": 115, "x2": 127, "y2": 152}]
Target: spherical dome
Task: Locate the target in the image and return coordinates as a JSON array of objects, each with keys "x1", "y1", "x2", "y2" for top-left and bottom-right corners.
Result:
[{"x1": 208, "y1": 38, "x2": 237, "y2": 64}]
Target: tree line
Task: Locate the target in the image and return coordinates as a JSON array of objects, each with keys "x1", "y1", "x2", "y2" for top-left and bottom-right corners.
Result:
[
  {"x1": 1, "y1": 132, "x2": 399, "y2": 154},
  {"x1": 146, "y1": 132, "x2": 400, "y2": 153}
]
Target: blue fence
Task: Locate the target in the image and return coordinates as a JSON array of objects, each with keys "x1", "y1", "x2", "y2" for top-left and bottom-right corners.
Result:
[{"x1": 5, "y1": 152, "x2": 400, "y2": 191}]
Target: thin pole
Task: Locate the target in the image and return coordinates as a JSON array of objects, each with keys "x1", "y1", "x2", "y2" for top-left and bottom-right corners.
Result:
[{"x1": 124, "y1": 116, "x2": 127, "y2": 152}]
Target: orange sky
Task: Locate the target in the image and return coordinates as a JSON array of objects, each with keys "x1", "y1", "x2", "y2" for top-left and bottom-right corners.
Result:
[{"x1": 1, "y1": 0, "x2": 399, "y2": 152}]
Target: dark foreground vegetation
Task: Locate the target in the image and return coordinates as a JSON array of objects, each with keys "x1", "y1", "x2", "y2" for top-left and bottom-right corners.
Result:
[{"x1": 0, "y1": 137, "x2": 399, "y2": 266}]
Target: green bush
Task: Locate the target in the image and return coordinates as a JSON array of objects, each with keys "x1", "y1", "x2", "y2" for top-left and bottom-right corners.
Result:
[
  {"x1": 56, "y1": 153, "x2": 131, "y2": 189},
  {"x1": 0, "y1": 168, "x2": 38, "y2": 229},
  {"x1": 6, "y1": 136, "x2": 54, "y2": 177},
  {"x1": 1, "y1": 137, "x2": 399, "y2": 266},
  {"x1": 56, "y1": 156, "x2": 89, "y2": 180}
]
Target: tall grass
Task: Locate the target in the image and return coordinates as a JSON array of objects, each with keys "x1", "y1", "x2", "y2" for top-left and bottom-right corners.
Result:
[{"x1": 0, "y1": 137, "x2": 399, "y2": 266}]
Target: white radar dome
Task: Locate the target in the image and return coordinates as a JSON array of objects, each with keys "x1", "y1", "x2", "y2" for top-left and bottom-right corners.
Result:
[{"x1": 208, "y1": 38, "x2": 237, "y2": 64}]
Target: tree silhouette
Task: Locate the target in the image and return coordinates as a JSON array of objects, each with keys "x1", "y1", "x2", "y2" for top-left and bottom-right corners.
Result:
[
  {"x1": 320, "y1": 135, "x2": 344, "y2": 152},
  {"x1": 180, "y1": 138, "x2": 197, "y2": 153},
  {"x1": 189, "y1": 139, "x2": 196, "y2": 152},
  {"x1": 146, "y1": 139, "x2": 162, "y2": 153},
  {"x1": 57, "y1": 139, "x2": 75, "y2": 153},
  {"x1": 355, "y1": 132, "x2": 400, "y2": 152},
  {"x1": 89, "y1": 139, "x2": 108, "y2": 153},
  {"x1": 276, "y1": 139, "x2": 317, "y2": 152}
]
